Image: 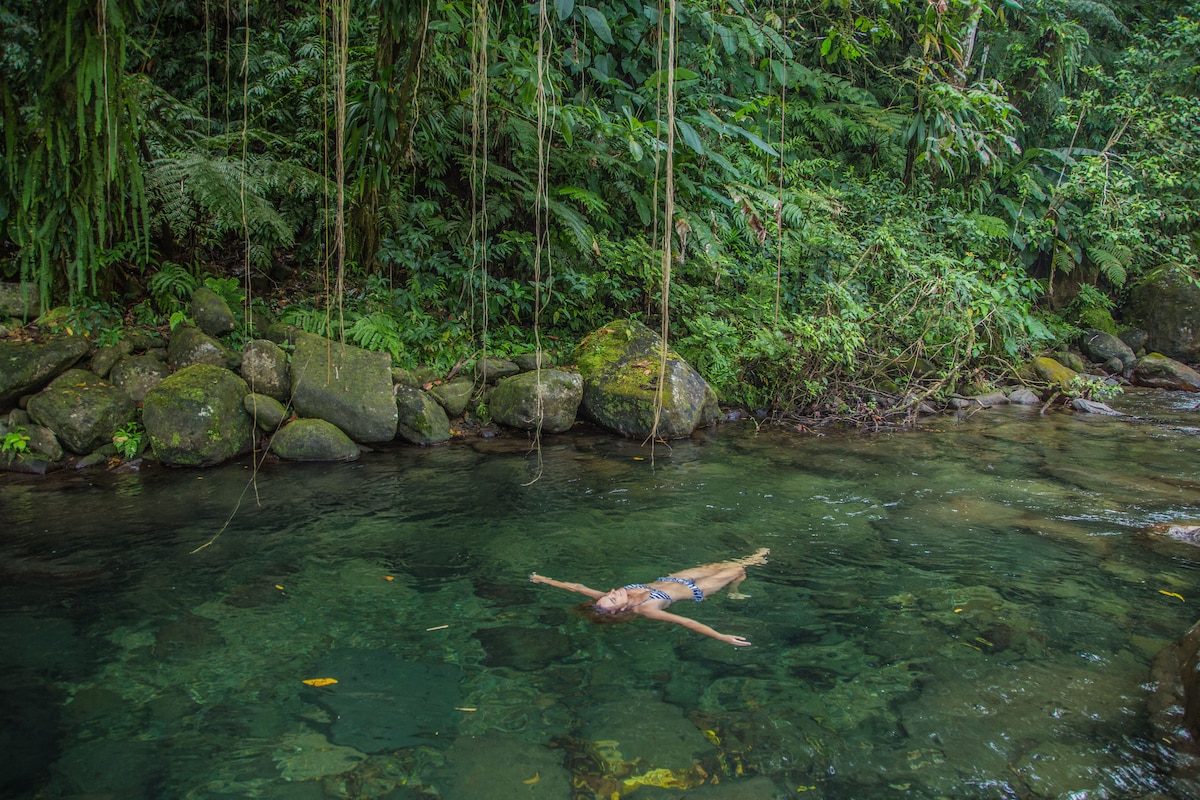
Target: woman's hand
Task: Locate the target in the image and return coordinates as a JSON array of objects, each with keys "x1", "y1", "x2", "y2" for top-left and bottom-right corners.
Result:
[
  {"x1": 529, "y1": 572, "x2": 547, "y2": 584},
  {"x1": 725, "y1": 634, "x2": 752, "y2": 647}
]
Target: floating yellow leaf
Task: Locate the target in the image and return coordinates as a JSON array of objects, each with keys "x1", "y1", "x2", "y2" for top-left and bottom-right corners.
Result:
[
  {"x1": 1159, "y1": 590, "x2": 1185, "y2": 601},
  {"x1": 302, "y1": 678, "x2": 338, "y2": 687},
  {"x1": 523, "y1": 773, "x2": 540, "y2": 785},
  {"x1": 275, "y1": 584, "x2": 284, "y2": 591},
  {"x1": 384, "y1": 575, "x2": 394, "y2": 581},
  {"x1": 633, "y1": 457, "x2": 644, "y2": 461}
]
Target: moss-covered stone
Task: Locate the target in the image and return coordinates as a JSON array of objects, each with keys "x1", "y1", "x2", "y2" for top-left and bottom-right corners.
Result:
[
  {"x1": 270, "y1": 418, "x2": 359, "y2": 461},
  {"x1": 168, "y1": 324, "x2": 240, "y2": 371},
  {"x1": 244, "y1": 392, "x2": 290, "y2": 430},
  {"x1": 1131, "y1": 353, "x2": 1200, "y2": 391},
  {"x1": 240, "y1": 339, "x2": 290, "y2": 401},
  {"x1": 489, "y1": 369, "x2": 582, "y2": 434},
  {"x1": 395, "y1": 386, "x2": 451, "y2": 445},
  {"x1": 1031, "y1": 356, "x2": 1078, "y2": 389},
  {"x1": 191, "y1": 286, "x2": 236, "y2": 336},
  {"x1": 143, "y1": 364, "x2": 253, "y2": 467},
  {"x1": 573, "y1": 319, "x2": 719, "y2": 439},
  {"x1": 428, "y1": 376, "x2": 476, "y2": 417},
  {"x1": 26, "y1": 369, "x2": 136, "y2": 454},
  {"x1": 289, "y1": 332, "x2": 397, "y2": 443},
  {"x1": 0, "y1": 335, "x2": 90, "y2": 409}
]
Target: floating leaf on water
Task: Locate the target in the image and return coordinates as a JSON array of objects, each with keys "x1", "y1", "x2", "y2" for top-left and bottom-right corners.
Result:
[
  {"x1": 523, "y1": 772, "x2": 540, "y2": 785},
  {"x1": 1159, "y1": 590, "x2": 1185, "y2": 601},
  {"x1": 302, "y1": 678, "x2": 338, "y2": 687}
]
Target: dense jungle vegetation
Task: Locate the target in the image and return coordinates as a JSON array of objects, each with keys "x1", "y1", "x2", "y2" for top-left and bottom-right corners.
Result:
[{"x1": 2, "y1": 1, "x2": 1199, "y2": 419}]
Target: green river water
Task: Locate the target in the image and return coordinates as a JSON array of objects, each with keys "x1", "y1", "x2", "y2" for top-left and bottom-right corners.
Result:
[{"x1": 2, "y1": 390, "x2": 1198, "y2": 800}]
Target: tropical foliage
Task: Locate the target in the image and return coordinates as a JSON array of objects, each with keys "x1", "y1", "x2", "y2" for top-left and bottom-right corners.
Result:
[{"x1": 2, "y1": 1, "x2": 1198, "y2": 415}]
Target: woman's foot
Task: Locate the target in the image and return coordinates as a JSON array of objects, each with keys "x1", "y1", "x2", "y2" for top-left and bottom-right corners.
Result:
[{"x1": 727, "y1": 591, "x2": 751, "y2": 600}]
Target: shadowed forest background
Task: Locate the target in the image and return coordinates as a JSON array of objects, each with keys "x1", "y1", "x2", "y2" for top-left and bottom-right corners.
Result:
[{"x1": 3, "y1": 0, "x2": 1198, "y2": 415}]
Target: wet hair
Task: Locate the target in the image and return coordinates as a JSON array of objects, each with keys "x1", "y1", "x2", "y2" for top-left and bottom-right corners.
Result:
[{"x1": 572, "y1": 600, "x2": 634, "y2": 625}]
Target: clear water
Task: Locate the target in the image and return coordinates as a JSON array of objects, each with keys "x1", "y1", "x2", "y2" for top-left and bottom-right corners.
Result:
[{"x1": 2, "y1": 390, "x2": 1198, "y2": 800}]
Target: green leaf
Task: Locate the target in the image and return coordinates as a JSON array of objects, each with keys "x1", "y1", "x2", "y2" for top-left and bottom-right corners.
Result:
[
  {"x1": 577, "y1": 5, "x2": 614, "y2": 45},
  {"x1": 676, "y1": 119, "x2": 704, "y2": 155},
  {"x1": 555, "y1": 0, "x2": 575, "y2": 21},
  {"x1": 643, "y1": 68, "x2": 699, "y2": 89}
]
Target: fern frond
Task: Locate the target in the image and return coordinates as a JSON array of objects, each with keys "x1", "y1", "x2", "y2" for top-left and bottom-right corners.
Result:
[
  {"x1": 348, "y1": 312, "x2": 403, "y2": 358},
  {"x1": 1087, "y1": 246, "x2": 1129, "y2": 286},
  {"x1": 965, "y1": 213, "x2": 1010, "y2": 240}
]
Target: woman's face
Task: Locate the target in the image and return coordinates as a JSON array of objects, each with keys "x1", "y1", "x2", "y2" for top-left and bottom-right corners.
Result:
[{"x1": 594, "y1": 587, "x2": 630, "y2": 614}]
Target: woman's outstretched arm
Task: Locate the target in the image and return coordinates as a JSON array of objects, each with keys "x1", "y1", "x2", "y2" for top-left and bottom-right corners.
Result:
[
  {"x1": 639, "y1": 608, "x2": 752, "y2": 646},
  {"x1": 529, "y1": 572, "x2": 606, "y2": 599}
]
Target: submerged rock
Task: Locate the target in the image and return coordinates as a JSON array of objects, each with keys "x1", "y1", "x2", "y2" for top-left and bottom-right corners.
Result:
[
  {"x1": 142, "y1": 363, "x2": 253, "y2": 467},
  {"x1": 474, "y1": 625, "x2": 572, "y2": 671},
  {"x1": 305, "y1": 648, "x2": 462, "y2": 753},
  {"x1": 574, "y1": 319, "x2": 719, "y2": 439},
  {"x1": 1149, "y1": 619, "x2": 1200, "y2": 798}
]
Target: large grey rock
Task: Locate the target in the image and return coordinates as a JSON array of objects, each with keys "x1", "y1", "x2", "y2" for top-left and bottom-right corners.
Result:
[
  {"x1": 395, "y1": 386, "x2": 450, "y2": 445},
  {"x1": 270, "y1": 418, "x2": 359, "y2": 462},
  {"x1": 240, "y1": 338, "x2": 290, "y2": 401},
  {"x1": 1130, "y1": 353, "x2": 1200, "y2": 392},
  {"x1": 573, "y1": 319, "x2": 719, "y2": 439},
  {"x1": 489, "y1": 369, "x2": 582, "y2": 434},
  {"x1": 1078, "y1": 329, "x2": 1135, "y2": 371},
  {"x1": 1127, "y1": 271, "x2": 1200, "y2": 362},
  {"x1": 143, "y1": 364, "x2": 253, "y2": 467},
  {"x1": 190, "y1": 286, "x2": 236, "y2": 337},
  {"x1": 0, "y1": 282, "x2": 41, "y2": 321},
  {"x1": 26, "y1": 369, "x2": 135, "y2": 454},
  {"x1": 110, "y1": 355, "x2": 170, "y2": 403},
  {"x1": 0, "y1": 335, "x2": 89, "y2": 409},
  {"x1": 289, "y1": 332, "x2": 397, "y2": 443},
  {"x1": 168, "y1": 324, "x2": 240, "y2": 371}
]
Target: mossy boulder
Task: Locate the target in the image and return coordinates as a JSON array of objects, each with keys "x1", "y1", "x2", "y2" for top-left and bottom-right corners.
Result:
[
  {"x1": 0, "y1": 281, "x2": 41, "y2": 322},
  {"x1": 240, "y1": 338, "x2": 290, "y2": 401},
  {"x1": 191, "y1": 286, "x2": 236, "y2": 337},
  {"x1": 26, "y1": 369, "x2": 136, "y2": 454},
  {"x1": 489, "y1": 369, "x2": 583, "y2": 434},
  {"x1": 1031, "y1": 356, "x2": 1078, "y2": 390},
  {"x1": 474, "y1": 357, "x2": 520, "y2": 384},
  {"x1": 143, "y1": 364, "x2": 253, "y2": 467},
  {"x1": 573, "y1": 320, "x2": 719, "y2": 439},
  {"x1": 1078, "y1": 330, "x2": 1135, "y2": 371},
  {"x1": 244, "y1": 392, "x2": 290, "y2": 431},
  {"x1": 395, "y1": 386, "x2": 451, "y2": 445},
  {"x1": 1131, "y1": 353, "x2": 1200, "y2": 392},
  {"x1": 289, "y1": 332, "x2": 397, "y2": 443},
  {"x1": 110, "y1": 355, "x2": 170, "y2": 403},
  {"x1": 89, "y1": 339, "x2": 134, "y2": 378},
  {"x1": 0, "y1": 335, "x2": 90, "y2": 409},
  {"x1": 427, "y1": 376, "x2": 475, "y2": 417},
  {"x1": 168, "y1": 324, "x2": 240, "y2": 371},
  {"x1": 1127, "y1": 271, "x2": 1200, "y2": 362},
  {"x1": 270, "y1": 418, "x2": 360, "y2": 462}
]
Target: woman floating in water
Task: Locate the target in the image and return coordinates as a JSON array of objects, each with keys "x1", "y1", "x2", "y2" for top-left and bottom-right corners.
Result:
[{"x1": 529, "y1": 548, "x2": 769, "y2": 647}]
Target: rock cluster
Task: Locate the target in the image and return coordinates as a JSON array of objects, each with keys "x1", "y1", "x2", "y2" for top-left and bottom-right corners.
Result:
[{"x1": 1, "y1": 289, "x2": 722, "y2": 471}]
